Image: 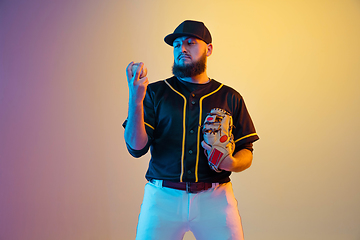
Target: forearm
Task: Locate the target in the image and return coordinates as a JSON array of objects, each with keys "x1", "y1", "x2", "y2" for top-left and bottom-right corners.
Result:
[
  {"x1": 220, "y1": 148, "x2": 253, "y2": 172},
  {"x1": 124, "y1": 102, "x2": 148, "y2": 150},
  {"x1": 124, "y1": 61, "x2": 149, "y2": 151}
]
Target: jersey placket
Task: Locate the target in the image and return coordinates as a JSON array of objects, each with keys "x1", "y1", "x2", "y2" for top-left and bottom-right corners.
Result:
[{"x1": 183, "y1": 91, "x2": 199, "y2": 182}]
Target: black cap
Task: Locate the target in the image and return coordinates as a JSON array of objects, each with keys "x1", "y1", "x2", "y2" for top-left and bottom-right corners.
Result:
[{"x1": 164, "y1": 20, "x2": 212, "y2": 46}]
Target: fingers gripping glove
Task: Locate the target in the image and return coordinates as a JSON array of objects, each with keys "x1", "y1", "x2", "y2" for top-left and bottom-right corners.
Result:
[{"x1": 202, "y1": 108, "x2": 235, "y2": 172}]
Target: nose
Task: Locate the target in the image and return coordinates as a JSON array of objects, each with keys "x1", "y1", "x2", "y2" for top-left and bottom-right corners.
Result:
[{"x1": 180, "y1": 43, "x2": 187, "y2": 52}]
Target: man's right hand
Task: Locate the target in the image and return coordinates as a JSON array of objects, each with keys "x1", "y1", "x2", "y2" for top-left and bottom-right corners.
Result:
[
  {"x1": 124, "y1": 62, "x2": 149, "y2": 150},
  {"x1": 126, "y1": 62, "x2": 149, "y2": 106}
]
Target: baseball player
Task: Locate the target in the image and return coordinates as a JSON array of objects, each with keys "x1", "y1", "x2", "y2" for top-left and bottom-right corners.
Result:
[{"x1": 123, "y1": 20, "x2": 259, "y2": 240}]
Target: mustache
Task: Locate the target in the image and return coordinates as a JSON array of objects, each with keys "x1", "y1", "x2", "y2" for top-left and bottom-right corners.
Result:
[{"x1": 177, "y1": 54, "x2": 191, "y2": 60}]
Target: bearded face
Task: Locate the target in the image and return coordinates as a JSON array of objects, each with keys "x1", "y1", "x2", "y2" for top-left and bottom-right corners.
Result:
[{"x1": 172, "y1": 50, "x2": 207, "y2": 78}]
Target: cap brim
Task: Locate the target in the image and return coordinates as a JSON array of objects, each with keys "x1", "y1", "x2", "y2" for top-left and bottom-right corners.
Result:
[{"x1": 164, "y1": 33, "x2": 204, "y2": 46}]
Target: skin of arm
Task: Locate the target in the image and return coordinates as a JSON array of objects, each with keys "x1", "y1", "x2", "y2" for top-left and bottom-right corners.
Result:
[
  {"x1": 219, "y1": 148, "x2": 253, "y2": 172},
  {"x1": 124, "y1": 62, "x2": 149, "y2": 150}
]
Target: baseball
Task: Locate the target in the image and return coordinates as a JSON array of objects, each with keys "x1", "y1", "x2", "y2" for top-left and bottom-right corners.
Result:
[{"x1": 131, "y1": 62, "x2": 148, "y2": 78}]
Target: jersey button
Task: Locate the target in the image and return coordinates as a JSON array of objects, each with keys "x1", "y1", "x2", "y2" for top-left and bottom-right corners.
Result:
[
  {"x1": 190, "y1": 129, "x2": 194, "y2": 134},
  {"x1": 187, "y1": 170, "x2": 192, "y2": 174},
  {"x1": 188, "y1": 150, "x2": 193, "y2": 154},
  {"x1": 191, "y1": 101, "x2": 196, "y2": 105},
  {"x1": 191, "y1": 93, "x2": 195, "y2": 97}
]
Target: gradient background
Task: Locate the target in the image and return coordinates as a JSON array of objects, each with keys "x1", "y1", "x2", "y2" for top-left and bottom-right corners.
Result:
[{"x1": 1, "y1": 0, "x2": 360, "y2": 239}]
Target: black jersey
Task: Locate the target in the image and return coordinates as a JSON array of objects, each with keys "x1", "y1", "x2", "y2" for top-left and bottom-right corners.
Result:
[{"x1": 123, "y1": 76, "x2": 259, "y2": 183}]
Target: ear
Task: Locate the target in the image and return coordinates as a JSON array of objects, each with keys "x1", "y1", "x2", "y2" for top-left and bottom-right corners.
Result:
[{"x1": 206, "y1": 43, "x2": 213, "y2": 57}]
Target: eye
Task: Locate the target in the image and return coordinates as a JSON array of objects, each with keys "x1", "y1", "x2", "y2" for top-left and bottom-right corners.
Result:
[
  {"x1": 173, "y1": 43, "x2": 180, "y2": 48},
  {"x1": 188, "y1": 40, "x2": 195, "y2": 45}
]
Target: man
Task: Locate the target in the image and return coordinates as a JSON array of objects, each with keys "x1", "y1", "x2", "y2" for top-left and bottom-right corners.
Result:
[{"x1": 123, "y1": 20, "x2": 259, "y2": 240}]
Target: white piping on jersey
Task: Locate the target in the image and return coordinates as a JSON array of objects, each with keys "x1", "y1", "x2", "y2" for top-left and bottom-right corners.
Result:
[{"x1": 164, "y1": 79, "x2": 187, "y2": 182}]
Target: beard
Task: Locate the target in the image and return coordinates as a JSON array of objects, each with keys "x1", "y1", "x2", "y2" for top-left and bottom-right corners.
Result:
[{"x1": 172, "y1": 51, "x2": 207, "y2": 78}]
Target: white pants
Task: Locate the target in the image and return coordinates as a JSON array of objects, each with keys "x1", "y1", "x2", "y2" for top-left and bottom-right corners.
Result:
[{"x1": 135, "y1": 180, "x2": 244, "y2": 240}]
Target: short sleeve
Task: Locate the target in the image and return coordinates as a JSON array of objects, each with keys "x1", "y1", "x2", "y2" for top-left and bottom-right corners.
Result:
[{"x1": 232, "y1": 96, "x2": 259, "y2": 149}]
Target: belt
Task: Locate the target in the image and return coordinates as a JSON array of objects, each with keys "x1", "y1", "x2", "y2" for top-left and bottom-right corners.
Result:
[{"x1": 151, "y1": 179, "x2": 218, "y2": 193}]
